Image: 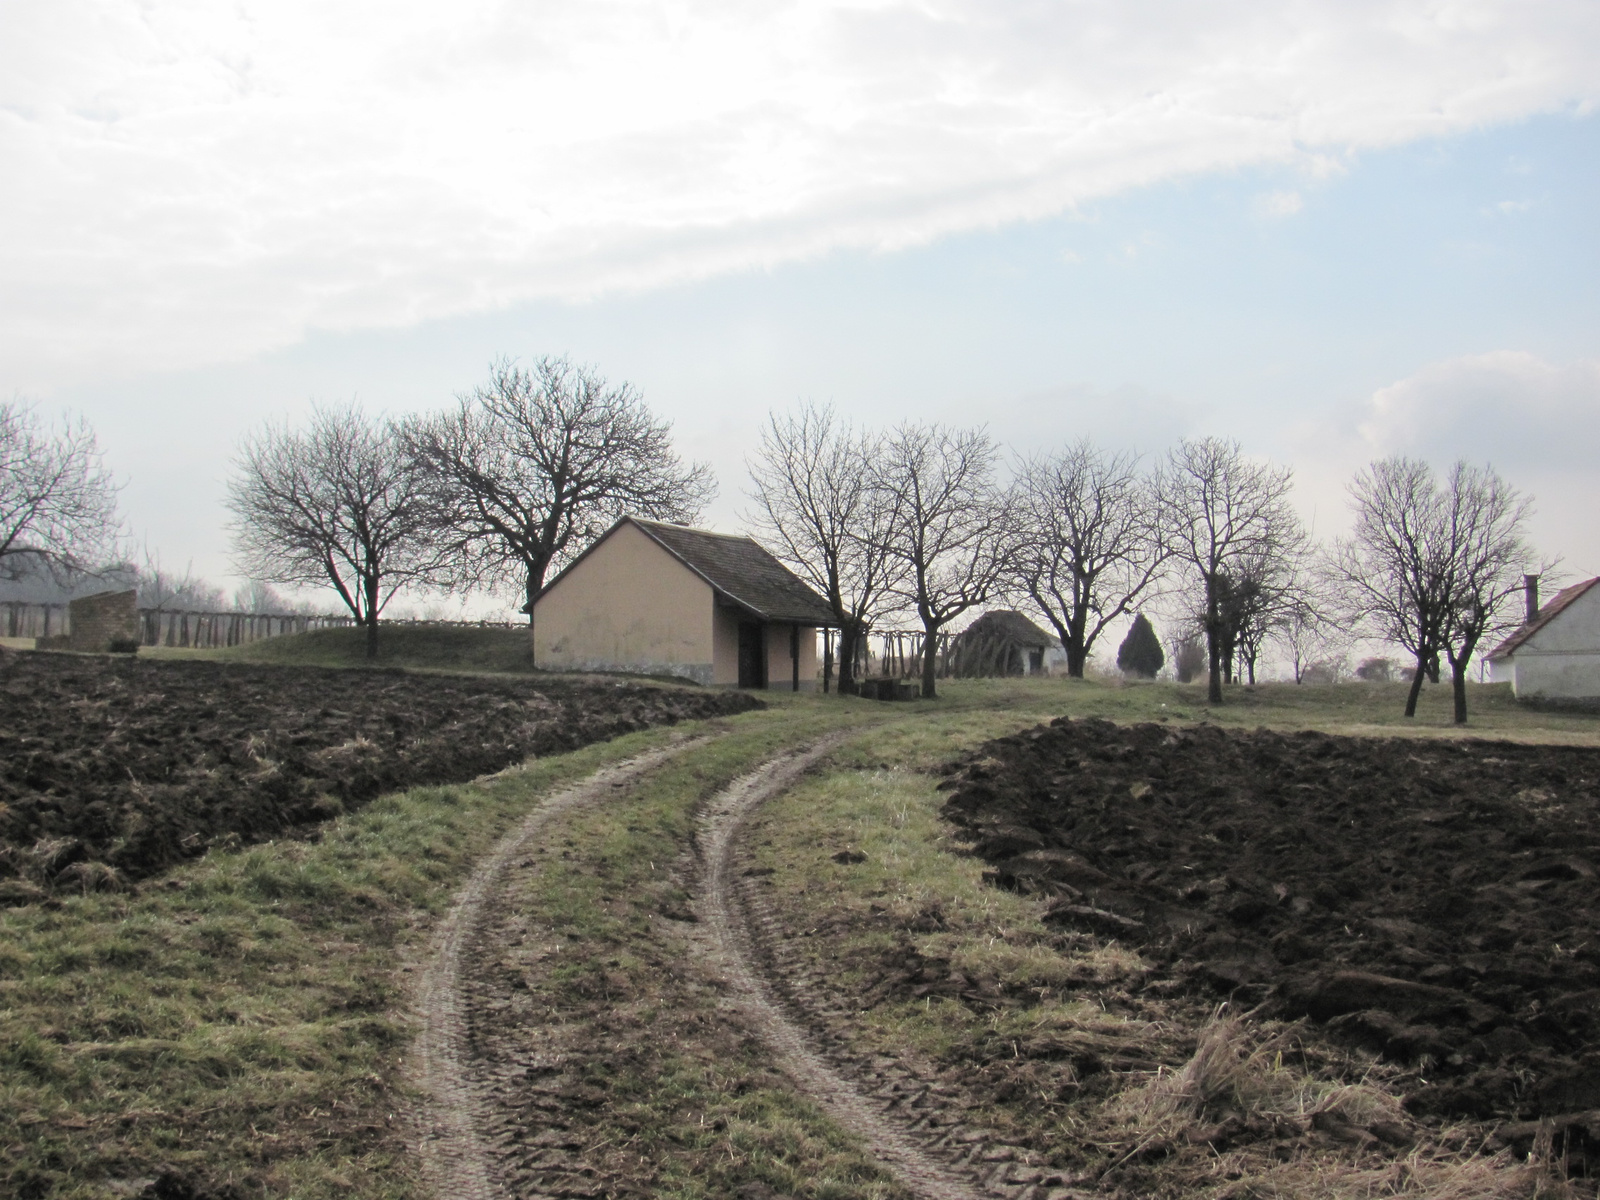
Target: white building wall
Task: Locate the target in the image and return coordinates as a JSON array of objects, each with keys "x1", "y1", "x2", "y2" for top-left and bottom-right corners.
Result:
[{"x1": 1499, "y1": 583, "x2": 1600, "y2": 699}]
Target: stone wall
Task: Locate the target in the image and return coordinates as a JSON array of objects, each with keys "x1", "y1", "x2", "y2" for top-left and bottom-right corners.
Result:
[{"x1": 68, "y1": 590, "x2": 139, "y2": 652}]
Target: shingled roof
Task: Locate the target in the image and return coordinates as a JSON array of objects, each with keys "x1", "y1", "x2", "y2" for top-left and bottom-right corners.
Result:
[
  {"x1": 1488, "y1": 577, "x2": 1600, "y2": 660},
  {"x1": 954, "y1": 609, "x2": 1058, "y2": 647},
  {"x1": 543, "y1": 516, "x2": 837, "y2": 625}
]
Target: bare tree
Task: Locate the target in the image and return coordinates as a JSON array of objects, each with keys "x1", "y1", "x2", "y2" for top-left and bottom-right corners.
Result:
[
  {"x1": 135, "y1": 548, "x2": 227, "y2": 612},
  {"x1": 228, "y1": 402, "x2": 444, "y2": 659},
  {"x1": 1275, "y1": 590, "x2": 1338, "y2": 684},
  {"x1": 745, "y1": 404, "x2": 901, "y2": 694},
  {"x1": 1329, "y1": 458, "x2": 1448, "y2": 717},
  {"x1": 232, "y1": 579, "x2": 306, "y2": 615},
  {"x1": 1333, "y1": 457, "x2": 1540, "y2": 723},
  {"x1": 1009, "y1": 440, "x2": 1167, "y2": 678},
  {"x1": 0, "y1": 400, "x2": 121, "y2": 580},
  {"x1": 1157, "y1": 437, "x2": 1305, "y2": 703},
  {"x1": 1435, "y1": 463, "x2": 1538, "y2": 723},
  {"x1": 875, "y1": 423, "x2": 1010, "y2": 699},
  {"x1": 407, "y1": 357, "x2": 713, "y2": 625}
]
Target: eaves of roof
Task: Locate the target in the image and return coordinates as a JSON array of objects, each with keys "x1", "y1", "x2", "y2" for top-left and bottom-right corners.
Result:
[{"x1": 1487, "y1": 577, "x2": 1600, "y2": 660}]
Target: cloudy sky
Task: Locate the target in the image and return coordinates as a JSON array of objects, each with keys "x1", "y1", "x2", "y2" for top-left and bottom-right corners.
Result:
[{"x1": 5, "y1": 0, "x2": 1598, "y2": 616}]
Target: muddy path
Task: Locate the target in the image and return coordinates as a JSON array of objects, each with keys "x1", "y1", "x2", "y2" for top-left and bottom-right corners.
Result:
[
  {"x1": 410, "y1": 736, "x2": 708, "y2": 1200},
  {"x1": 695, "y1": 740, "x2": 1090, "y2": 1200}
]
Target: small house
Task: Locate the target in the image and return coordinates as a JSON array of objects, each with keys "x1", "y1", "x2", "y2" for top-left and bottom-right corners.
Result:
[
  {"x1": 1487, "y1": 575, "x2": 1600, "y2": 702},
  {"x1": 949, "y1": 610, "x2": 1058, "y2": 677},
  {"x1": 532, "y1": 516, "x2": 836, "y2": 689}
]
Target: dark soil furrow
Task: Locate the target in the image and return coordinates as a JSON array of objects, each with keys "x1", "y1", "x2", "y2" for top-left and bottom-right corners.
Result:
[
  {"x1": 939, "y1": 716, "x2": 1600, "y2": 1177},
  {"x1": 0, "y1": 653, "x2": 757, "y2": 893}
]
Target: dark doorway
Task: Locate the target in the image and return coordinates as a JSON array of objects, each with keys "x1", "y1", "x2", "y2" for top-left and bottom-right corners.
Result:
[{"x1": 737, "y1": 621, "x2": 767, "y2": 688}]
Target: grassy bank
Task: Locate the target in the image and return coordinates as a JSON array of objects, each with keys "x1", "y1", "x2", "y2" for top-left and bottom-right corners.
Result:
[{"x1": 148, "y1": 624, "x2": 538, "y2": 674}]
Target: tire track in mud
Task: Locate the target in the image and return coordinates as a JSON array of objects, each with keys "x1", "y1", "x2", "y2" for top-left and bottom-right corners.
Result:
[
  {"x1": 410, "y1": 737, "x2": 706, "y2": 1200},
  {"x1": 695, "y1": 742, "x2": 1091, "y2": 1200}
]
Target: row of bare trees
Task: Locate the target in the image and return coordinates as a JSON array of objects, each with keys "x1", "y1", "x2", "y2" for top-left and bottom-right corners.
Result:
[
  {"x1": 225, "y1": 363, "x2": 1543, "y2": 719},
  {"x1": 747, "y1": 407, "x2": 1309, "y2": 702},
  {"x1": 748, "y1": 404, "x2": 1543, "y2": 719},
  {"x1": 228, "y1": 358, "x2": 712, "y2": 658}
]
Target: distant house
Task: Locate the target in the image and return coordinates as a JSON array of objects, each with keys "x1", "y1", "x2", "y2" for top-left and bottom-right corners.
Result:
[
  {"x1": 949, "y1": 610, "x2": 1058, "y2": 677},
  {"x1": 532, "y1": 516, "x2": 836, "y2": 690},
  {"x1": 1487, "y1": 575, "x2": 1600, "y2": 701}
]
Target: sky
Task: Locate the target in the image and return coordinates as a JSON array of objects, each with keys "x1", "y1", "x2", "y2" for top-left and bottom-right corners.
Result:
[{"x1": 4, "y1": 0, "x2": 1598, "y2": 632}]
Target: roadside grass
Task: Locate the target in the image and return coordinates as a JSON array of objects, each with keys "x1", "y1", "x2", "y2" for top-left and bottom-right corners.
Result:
[{"x1": 0, "y1": 717, "x2": 734, "y2": 1200}]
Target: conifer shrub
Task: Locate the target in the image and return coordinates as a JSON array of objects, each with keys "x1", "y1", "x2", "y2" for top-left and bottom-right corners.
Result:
[{"x1": 1116, "y1": 613, "x2": 1165, "y2": 678}]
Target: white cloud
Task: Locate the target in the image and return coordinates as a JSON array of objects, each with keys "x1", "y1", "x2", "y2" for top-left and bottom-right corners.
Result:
[
  {"x1": 3, "y1": 0, "x2": 1598, "y2": 386},
  {"x1": 1352, "y1": 351, "x2": 1600, "y2": 573},
  {"x1": 1253, "y1": 189, "x2": 1305, "y2": 218},
  {"x1": 1357, "y1": 350, "x2": 1600, "y2": 472}
]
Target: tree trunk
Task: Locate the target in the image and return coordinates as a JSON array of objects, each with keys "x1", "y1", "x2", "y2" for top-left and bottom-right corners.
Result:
[
  {"x1": 920, "y1": 617, "x2": 941, "y2": 698},
  {"x1": 837, "y1": 623, "x2": 860, "y2": 694},
  {"x1": 1450, "y1": 661, "x2": 1469, "y2": 724},
  {"x1": 364, "y1": 575, "x2": 380, "y2": 660},
  {"x1": 1446, "y1": 636, "x2": 1479, "y2": 725},
  {"x1": 1404, "y1": 652, "x2": 1427, "y2": 717},
  {"x1": 1205, "y1": 577, "x2": 1223, "y2": 703},
  {"x1": 1065, "y1": 605, "x2": 1089, "y2": 678}
]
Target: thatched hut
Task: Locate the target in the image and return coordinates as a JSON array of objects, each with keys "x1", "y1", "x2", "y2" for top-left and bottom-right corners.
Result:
[{"x1": 949, "y1": 610, "x2": 1057, "y2": 677}]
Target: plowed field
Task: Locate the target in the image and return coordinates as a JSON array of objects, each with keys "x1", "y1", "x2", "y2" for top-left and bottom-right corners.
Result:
[
  {"x1": 0, "y1": 652, "x2": 758, "y2": 893},
  {"x1": 939, "y1": 717, "x2": 1600, "y2": 1170}
]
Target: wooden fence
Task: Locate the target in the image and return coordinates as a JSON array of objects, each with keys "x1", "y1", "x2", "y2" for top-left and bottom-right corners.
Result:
[
  {"x1": 138, "y1": 609, "x2": 356, "y2": 649},
  {"x1": 3, "y1": 602, "x2": 523, "y2": 649}
]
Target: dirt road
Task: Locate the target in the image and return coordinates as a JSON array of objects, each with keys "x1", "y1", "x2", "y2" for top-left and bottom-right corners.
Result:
[
  {"x1": 411, "y1": 738, "x2": 708, "y2": 1199},
  {"x1": 695, "y1": 742, "x2": 1091, "y2": 1200}
]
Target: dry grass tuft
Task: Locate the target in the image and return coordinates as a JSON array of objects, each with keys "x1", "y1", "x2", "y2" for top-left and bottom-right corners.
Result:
[
  {"x1": 1099, "y1": 1012, "x2": 1409, "y2": 1162},
  {"x1": 1229, "y1": 1143, "x2": 1546, "y2": 1199}
]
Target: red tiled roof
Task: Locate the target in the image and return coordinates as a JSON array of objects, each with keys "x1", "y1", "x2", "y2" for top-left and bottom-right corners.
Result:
[{"x1": 1487, "y1": 577, "x2": 1600, "y2": 660}]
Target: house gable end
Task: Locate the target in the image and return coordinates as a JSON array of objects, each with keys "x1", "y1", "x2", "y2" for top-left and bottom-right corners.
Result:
[{"x1": 1519, "y1": 579, "x2": 1600, "y2": 655}]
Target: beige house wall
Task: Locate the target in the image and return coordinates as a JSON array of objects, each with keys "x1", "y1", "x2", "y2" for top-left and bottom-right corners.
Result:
[
  {"x1": 763, "y1": 622, "x2": 820, "y2": 692},
  {"x1": 534, "y1": 522, "x2": 715, "y2": 683}
]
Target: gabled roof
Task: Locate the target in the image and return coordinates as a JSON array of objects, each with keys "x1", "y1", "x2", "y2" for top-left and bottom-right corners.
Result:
[
  {"x1": 540, "y1": 516, "x2": 838, "y2": 626},
  {"x1": 954, "y1": 609, "x2": 1058, "y2": 648},
  {"x1": 1487, "y1": 577, "x2": 1600, "y2": 660}
]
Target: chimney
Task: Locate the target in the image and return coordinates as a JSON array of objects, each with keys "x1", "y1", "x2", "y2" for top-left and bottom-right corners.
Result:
[{"x1": 1524, "y1": 574, "x2": 1541, "y2": 624}]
